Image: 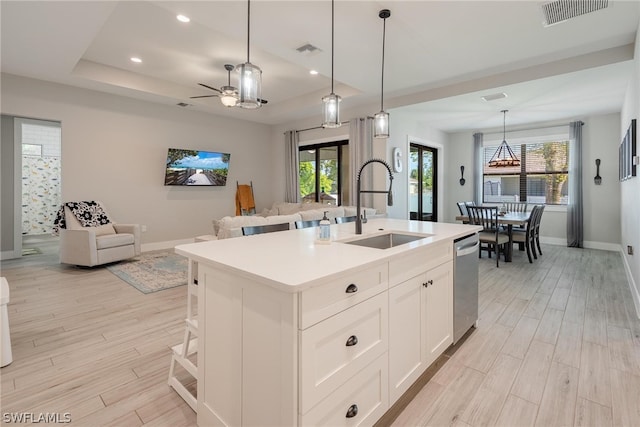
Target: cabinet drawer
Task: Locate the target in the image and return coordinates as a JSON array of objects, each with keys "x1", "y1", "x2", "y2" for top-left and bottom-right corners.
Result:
[
  {"x1": 299, "y1": 292, "x2": 388, "y2": 414},
  {"x1": 300, "y1": 263, "x2": 388, "y2": 329},
  {"x1": 300, "y1": 353, "x2": 389, "y2": 427},
  {"x1": 389, "y1": 240, "x2": 452, "y2": 287}
]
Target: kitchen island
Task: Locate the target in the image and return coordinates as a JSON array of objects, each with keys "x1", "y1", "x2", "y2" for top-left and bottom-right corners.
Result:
[{"x1": 175, "y1": 218, "x2": 481, "y2": 426}]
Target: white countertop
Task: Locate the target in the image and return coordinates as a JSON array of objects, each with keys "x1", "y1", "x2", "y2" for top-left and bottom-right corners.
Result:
[{"x1": 175, "y1": 218, "x2": 481, "y2": 293}]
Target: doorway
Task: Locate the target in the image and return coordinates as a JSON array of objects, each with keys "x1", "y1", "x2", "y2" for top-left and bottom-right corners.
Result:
[
  {"x1": 409, "y1": 143, "x2": 437, "y2": 222},
  {"x1": 15, "y1": 118, "x2": 62, "y2": 257}
]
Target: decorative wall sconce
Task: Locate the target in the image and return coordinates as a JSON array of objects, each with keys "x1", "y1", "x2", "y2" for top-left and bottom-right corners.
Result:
[
  {"x1": 594, "y1": 159, "x2": 602, "y2": 185},
  {"x1": 459, "y1": 166, "x2": 466, "y2": 185},
  {"x1": 392, "y1": 147, "x2": 402, "y2": 172}
]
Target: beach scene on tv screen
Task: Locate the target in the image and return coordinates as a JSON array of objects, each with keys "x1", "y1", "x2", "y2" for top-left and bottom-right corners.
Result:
[{"x1": 165, "y1": 149, "x2": 230, "y2": 186}]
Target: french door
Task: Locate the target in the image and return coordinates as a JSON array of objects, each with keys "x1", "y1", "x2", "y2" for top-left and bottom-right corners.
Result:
[{"x1": 409, "y1": 144, "x2": 437, "y2": 222}]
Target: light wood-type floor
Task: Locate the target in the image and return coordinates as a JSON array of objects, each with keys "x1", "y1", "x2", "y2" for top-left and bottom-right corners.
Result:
[
  {"x1": 392, "y1": 244, "x2": 640, "y2": 427},
  {"x1": 2, "y1": 243, "x2": 639, "y2": 426}
]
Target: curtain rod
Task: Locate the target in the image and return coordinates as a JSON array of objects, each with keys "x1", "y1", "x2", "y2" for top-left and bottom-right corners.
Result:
[
  {"x1": 286, "y1": 117, "x2": 375, "y2": 134},
  {"x1": 294, "y1": 120, "x2": 351, "y2": 134},
  {"x1": 476, "y1": 121, "x2": 583, "y2": 137}
]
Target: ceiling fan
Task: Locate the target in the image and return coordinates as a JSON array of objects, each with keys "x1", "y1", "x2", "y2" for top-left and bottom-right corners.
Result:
[{"x1": 191, "y1": 64, "x2": 268, "y2": 107}]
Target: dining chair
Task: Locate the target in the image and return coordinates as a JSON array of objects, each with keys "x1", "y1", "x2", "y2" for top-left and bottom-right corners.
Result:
[
  {"x1": 294, "y1": 219, "x2": 321, "y2": 229},
  {"x1": 512, "y1": 205, "x2": 540, "y2": 263},
  {"x1": 334, "y1": 216, "x2": 357, "y2": 224},
  {"x1": 467, "y1": 205, "x2": 509, "y2": 267},
  {"x1": 504, "y1": 202, "x2": 528, "y2": 213},
  {"x1": 532, "y1": 204, "x2": 545, "y2": 256},
  {"x1": 457, "y1": 202, "x2": 475, "y2": 224},
  {"x1": 242, "y1": 222, "x2": 290, "y2": 236}
]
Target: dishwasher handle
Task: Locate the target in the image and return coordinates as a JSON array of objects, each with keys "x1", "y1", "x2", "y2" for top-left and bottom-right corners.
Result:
[{"x1": 456, "y1": 241, "x2": 480, "y2": 257}]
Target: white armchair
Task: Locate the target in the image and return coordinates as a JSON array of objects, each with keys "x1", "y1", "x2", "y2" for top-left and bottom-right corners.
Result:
[{"x1": 58, "y1": 203, "x2": 141, "y2": 267}]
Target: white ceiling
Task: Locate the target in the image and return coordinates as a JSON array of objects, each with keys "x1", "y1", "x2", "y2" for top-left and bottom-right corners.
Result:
[{"x1": 1, "y1": 1, "x2": 638, "y2": 132}]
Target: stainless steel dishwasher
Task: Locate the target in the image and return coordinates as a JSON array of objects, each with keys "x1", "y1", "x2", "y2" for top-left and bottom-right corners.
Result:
[{"x1": 453, "y1": 233, "x2": 480, "y2": 344}]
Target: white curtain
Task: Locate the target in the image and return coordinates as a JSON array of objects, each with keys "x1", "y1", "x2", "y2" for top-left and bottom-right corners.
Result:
[
  {"x1": 284, "y1": 130, "x2": 300, "y2": 203},
  {"x1": 349, "y1": 118, "x2": 374, "y2": 206},
  {"x1": 567, "y1": 121, "x2": 584, "y2": 247},
  {"x1": 473, "y1": 133, "x2": 483, "y2": 204}
]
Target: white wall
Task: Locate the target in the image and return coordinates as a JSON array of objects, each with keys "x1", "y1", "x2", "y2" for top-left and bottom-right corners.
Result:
[
  {"x1": 445, "y1": 113, "x2": 622, "y2": 250},
  {"x1": 386, "y1": 111, "x2": 447, "y2": 221},
  {"x1": 620, "y1": 21, "x2": 640, "y2": 317},
  {"x1": 1, "y1": 73, "x2": 276, "y2": 247}
]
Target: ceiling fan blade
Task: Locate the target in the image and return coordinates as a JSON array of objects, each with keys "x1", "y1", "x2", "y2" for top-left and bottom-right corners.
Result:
[
  {"x1": 190, "y1": 95, "x2": 219, "y2": 99},
  {"x1": 198, "y1": 83, "x2": 222, "y2": 93}
]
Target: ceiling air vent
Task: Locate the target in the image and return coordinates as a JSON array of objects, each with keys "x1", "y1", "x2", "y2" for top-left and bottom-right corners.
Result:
[
  {"x1": 481, "y1": 92, "x2": 508, "y2": 102},
  {"x1": 296, "y1": 43, "x2": 322, "y2": 56},
  {"x1": 541, "y1": 0, "x2": 609, "y2": 27}
]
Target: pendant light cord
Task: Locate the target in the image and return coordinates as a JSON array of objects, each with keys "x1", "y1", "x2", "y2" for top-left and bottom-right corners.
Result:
[
  {"x1": 380, "y1": 15, "x2": 386, "y2": 111},
  {"x1": 246, "y1": 0, "x2": 251, "y2": 63},
  {"x1": 331, "y1": 0, "x2": 334, "y2": 94}
]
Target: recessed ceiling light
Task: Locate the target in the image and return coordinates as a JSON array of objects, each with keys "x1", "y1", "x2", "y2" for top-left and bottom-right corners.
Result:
[
  {"x1": 176, "y1": 14, "x2": 190, "y2": 23},
  {"x1": 130, "y1": 57, "x2": 142, "y2": 63},
  {"x1": 309, "y1": 70, "x2": 319, "y2": 75}
]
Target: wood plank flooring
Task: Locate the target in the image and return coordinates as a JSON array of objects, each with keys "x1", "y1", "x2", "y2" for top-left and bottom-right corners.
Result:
[
  {"x1": 392, "y1": 244, "x2": 640, "y2": 427},
  {"x1": 2, "y1": 243, "x2": 639, "y2": 426}
]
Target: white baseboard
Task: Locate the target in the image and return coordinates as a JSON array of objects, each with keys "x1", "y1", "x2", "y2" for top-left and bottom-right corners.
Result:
[
  {"x1": 539, "y1": 236, "x2": 566, "y2": 246},
  {"x1": 620, "y1": 249, "x2": 640, "y2": 320},
  {"x1": 141, "y1": 238, "x2": 194, "y2": 253},
  {"x1": 0, "y1": 249, "x2": 21, "y2": 261},
  {"x1": 539, "y1": 237, "x2": 621, "y2": 252}
]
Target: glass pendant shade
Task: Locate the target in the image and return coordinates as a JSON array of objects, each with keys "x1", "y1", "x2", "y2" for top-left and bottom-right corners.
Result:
[
  {"x1": 236, "y1": 62, "x2": 262, "y2": 109},
  {"x1": 374, "y1": 111, "x2": 389, "y2": 138},
  {"x1": 219, "y1": 86, "x2": 238, "y2": 107},
  {"x1": 322, "y1": 93, "x2": 341, "y2": 128}
]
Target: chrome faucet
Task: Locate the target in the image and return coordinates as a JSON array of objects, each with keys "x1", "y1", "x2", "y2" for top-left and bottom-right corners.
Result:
[{"x1": 356, "y1": 158, "x2": 394, "y2": 234}]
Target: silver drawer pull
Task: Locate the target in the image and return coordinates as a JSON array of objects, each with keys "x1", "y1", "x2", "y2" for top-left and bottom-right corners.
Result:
[
  {"x1": 345, "y1": 283, "x2": 358, "y2": 294},
  {"x1": 346, "y1": 404, "x2": 358, "y2": 418},
  {"x1": 345, "y1": 335, "x2": 358, "y2": 347}
]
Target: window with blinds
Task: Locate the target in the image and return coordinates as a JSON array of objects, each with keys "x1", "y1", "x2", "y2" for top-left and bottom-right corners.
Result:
[{"x1": 483, "y1": 140, "x2": 569, "y2": 205}]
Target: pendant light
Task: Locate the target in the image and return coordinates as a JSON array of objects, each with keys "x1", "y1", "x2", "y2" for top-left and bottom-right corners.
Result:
[
  {"x1": 488, "y1": 110, "x2": 521, "y2": 167},
  {"x1": 374, "y1": 9, "x2": 391, "y2": 139},
  {"x1": 236, "y1": 0, "x2": 262, "y2": 109},
  {"x1": 322, "y1": 0, "x2": 341, "y2": 128}
]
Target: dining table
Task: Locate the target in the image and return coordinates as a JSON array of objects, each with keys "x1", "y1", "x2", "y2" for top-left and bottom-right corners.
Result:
[{"x1": 455, "y1": 211, "x2": 530, "y2": 262}]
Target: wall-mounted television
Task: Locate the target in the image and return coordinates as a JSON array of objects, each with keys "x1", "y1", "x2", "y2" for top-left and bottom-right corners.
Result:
[{"x1": 164, "y1": 148, "x2": 231, "y2": 186}]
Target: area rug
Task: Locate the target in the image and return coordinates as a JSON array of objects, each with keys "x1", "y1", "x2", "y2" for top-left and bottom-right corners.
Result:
[{"x1": 106, "y1": 250, "x2": 188, "y2": 294}]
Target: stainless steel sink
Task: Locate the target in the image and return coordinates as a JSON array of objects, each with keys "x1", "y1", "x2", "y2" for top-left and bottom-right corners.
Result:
[{"x1": 342, "y1": 232, "x2": 432, "y2": 249}]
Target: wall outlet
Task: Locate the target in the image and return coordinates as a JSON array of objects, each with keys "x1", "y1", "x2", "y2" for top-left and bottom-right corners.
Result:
[
  {"x1": 628, "y1": 245, "x2": 633, "y2": 255},
  {"x1": 141, "y1": 225, "x2": 147, "y2": 232}
]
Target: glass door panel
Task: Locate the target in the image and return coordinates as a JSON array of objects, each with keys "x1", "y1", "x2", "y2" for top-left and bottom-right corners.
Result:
[
  {"x1": 409, "y1": 146, "x2": 419, "y2": 220},
  {"x1": 409, "y1": 144, "x2": 437, "y2": 222},
  {"x1": 318, "y1": 147, "x2": 338, "y2": 205},
  {"x1": 422, "y1": 150, "x2": 434, "y2": 221},
  {"x1": 299, "y1": 149, "x2": 316, "y2": 201}
]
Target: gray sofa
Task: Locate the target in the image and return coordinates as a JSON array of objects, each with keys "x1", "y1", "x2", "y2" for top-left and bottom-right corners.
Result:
[{"x1": 211, "y1": 202, "x2": 378, "y2": 240}]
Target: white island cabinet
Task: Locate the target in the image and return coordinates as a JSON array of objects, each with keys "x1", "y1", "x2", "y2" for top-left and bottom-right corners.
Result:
[{"x1": 175, "y1": 218, "x2": 481, "y2": 427}]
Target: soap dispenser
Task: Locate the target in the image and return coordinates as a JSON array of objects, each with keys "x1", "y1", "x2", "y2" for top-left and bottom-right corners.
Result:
[{"x1": 316, "y1": 211, "x2": 331, "y2": 244}]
